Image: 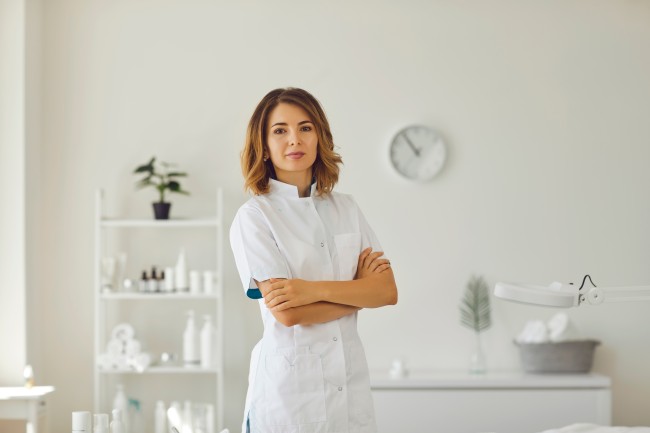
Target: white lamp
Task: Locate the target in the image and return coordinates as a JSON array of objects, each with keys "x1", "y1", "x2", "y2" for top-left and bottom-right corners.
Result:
[{"x1": 494, "y1": 275, "x2": 650, "y2": 307}]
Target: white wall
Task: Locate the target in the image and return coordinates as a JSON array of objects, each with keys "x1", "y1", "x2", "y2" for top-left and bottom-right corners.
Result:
[
  {"x1": 0, "y1": 1, "x2": 42, "y2": 432},
  {"x1": 0, "y1": 0, "x2": 27, "y2": 384},
  {"x1": 36, "y1": 1, "x2": 650, "y2": 432}
]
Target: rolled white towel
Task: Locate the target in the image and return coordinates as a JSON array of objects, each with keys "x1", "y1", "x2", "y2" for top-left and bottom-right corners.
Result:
[
  {"x1": 107, "y1": 338, "x2": 124, "y2": 357},
  {"x1": 547, "y1": 313, "x2": 579, "y2": 342},
  {"x1": 125, "y1": 339, "x2": 142, "y2": 357},
  {"x1": 130, "y1": 352, "x2": 152, "y2": 372},
  {"x1": 115, "y1": 355, "x2": 130, "y2": 371},
  {"x1": 516, "y1": 320, "x2": 549, "y2": 343},
  {"x1": 111, "y1": 323, "x2": 135, "y2": 341}
]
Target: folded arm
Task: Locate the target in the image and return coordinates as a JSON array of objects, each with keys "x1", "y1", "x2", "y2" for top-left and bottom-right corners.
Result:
[
  {"x1": 256, "y1": 248, "x2": 396, "y2": 327},
  {"x1": 256, "y1": 277, "x2": 360, "y2": 327},
  {"x1": 263, "y1": 248, "x2": 398, "y2": 318}
]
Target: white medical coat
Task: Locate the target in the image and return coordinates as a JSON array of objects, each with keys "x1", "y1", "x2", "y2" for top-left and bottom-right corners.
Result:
[{"x1": 230, "y1": 179, "x2": 382, "y2": 433}]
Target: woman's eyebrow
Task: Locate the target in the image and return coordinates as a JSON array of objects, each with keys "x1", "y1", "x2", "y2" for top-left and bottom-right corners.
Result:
[{"x1": 270, "y1": 120, "x2": 313, "y2": 128}]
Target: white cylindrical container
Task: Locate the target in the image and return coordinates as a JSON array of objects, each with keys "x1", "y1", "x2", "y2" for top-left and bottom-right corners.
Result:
[
  {"x1": 93, "y1": 413, "x2": 109, "y2": 433},
  {"x1": 183, "y1": 310, "x2": 200, "y2": 366},
  {"x1": 189, "y1": 270, "x2": 201, "y2": 294},
  {"x1": 200, "y1": 315, "x2": 214, "y2": 369},
  {"x1": 164, "y1": 267, "x2": 175, "y2": 292},
  {"x1": 72, "y1": 411, "x2": 91, "y2": 433},
  {"x1": 110, "y1": 409, "x2": 125, "y2": 433},
  {"x1": 174, "y1": 248, "x2": 188, "y2": 291},
  {"x1": 154, "y1": 401, "x2": 166, "y2": 433},
  {"x1": 202, "y1": 271, "x2": 215, "y2": 295}
]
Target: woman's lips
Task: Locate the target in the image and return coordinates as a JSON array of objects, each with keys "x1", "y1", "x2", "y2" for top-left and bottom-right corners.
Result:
[{"x1": 286, "y1": 152, "x2": 305, "y2": 160}]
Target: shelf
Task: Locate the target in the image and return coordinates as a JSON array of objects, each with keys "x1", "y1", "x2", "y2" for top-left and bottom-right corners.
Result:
[
  {"x1": 100, "y1": 218, "x2": 220, "y2": 228},
  {"x1": 101, "y1": 292, "x2": 219, "y2": 300},
  {"x1": 94, "y1": 188, "x2": 225, "y2": 430},
  {"x1": 98, "y1": 366, "x2": 219, "y2": 375}
]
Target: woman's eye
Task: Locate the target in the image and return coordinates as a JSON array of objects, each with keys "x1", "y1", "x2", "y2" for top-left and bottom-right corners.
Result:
[
  {"x1": 273, "y1": 128, "x2": 285, "y2": 134},
  {"x1": 301, "y1": 126, "x2": 312, "y2": 132}
]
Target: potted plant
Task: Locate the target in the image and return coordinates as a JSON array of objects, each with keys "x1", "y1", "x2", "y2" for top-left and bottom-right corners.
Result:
[{"x1": 133, "y1": 156, "x2": 189, "y2": 219}]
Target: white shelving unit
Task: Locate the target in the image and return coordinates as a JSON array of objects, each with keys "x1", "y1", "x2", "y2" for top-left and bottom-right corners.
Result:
[{"x1": 94, "y1": 189, "x2": 224, "y2": 432}]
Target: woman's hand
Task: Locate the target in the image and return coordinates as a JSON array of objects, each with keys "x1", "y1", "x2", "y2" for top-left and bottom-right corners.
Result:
[
  {"x1": 355, "y1": 247, "x2": 391, "y2": 279},
  {"x1": 264, "y1": 278, "x2": 322, "y2": 311}
]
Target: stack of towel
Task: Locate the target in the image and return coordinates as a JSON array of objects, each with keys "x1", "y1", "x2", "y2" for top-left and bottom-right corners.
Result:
[
  {"x1": 97, "y1": 323, "x2": 152, "y2": 372},
  {"x1": 516, "y1": 313, "x2": 579, "y2": 343}
]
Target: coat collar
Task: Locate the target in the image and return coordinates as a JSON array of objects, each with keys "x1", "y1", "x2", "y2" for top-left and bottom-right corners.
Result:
[{"x1": 268, "y1": 178, "x2": 317, "y2": 199}]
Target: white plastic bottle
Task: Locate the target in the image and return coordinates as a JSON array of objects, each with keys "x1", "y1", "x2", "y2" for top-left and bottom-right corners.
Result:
[
  {"x1": 112, "y1": 384, "x2": 129, "y2": 433},
  {"x1": 167, "y1": 401, "x2": 182, "y2": 433},
  {"x1": 183, "y1": 401, "x2": 193, "y2": 433},
  {"x1": 200, "y1": 314, "x2": 214, "y2": 369},
  {"x1": 183, "y1": 310, "x2": 200, "y2": 366},
  {"x1": 93, "y1": 413, "x2": 109, "y2": 433},
  {"x1": 174, "y1": 248, "x2": 188, "y2": 291},
  {"x1": 72, "y1": 411, "x2": 91, "y2": 433},
  {"x1": 109, "y1": 409, "x2": 125, "y2": 433},
  {"x1": 127, "y1": 399, "x2": 142, "y2": 433},
  {"x1": 205, "y1": 404, "x2": 215, "y2": 433},
  {"x1": 154, "y1": 400, "x2": 167, "y2": 433}
]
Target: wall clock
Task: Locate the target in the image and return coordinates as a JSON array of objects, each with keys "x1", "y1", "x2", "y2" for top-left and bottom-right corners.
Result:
[{"x1": 389, "y1": 125, "x2": 447, "y2": 181}]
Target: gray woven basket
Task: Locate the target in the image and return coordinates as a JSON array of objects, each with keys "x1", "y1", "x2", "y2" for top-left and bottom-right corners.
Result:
[{"x1": 515, "y1": 340, "x2": 600, "y2": 373}]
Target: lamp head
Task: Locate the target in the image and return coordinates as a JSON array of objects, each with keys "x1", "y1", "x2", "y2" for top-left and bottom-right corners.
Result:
[{"x1": 494, "y1": 282, "x2": 580, "y2": 308}]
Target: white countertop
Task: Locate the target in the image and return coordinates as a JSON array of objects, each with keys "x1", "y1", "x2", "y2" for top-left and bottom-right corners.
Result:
[
  {"x1": 370, "y1": 371, "x2": 610, "y2": 389},
  {"x1": 0, "y1": 386, "x2": 55, "y2": 400}
]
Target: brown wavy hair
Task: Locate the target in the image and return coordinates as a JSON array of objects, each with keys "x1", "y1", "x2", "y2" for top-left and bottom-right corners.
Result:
[{"x1": 241, "y1": 88, "x2": 342, "y2": 196}]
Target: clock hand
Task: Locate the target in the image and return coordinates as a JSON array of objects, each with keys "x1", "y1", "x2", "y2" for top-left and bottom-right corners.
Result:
[{"x1": 403, "y1": 134, "x2": 420, "y2": 157}]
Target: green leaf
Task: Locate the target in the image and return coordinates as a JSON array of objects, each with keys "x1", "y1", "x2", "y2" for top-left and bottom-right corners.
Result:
[
  {"x1": 167, "y1": 172, "x2": 187, "y2": 178},
  {"x1": 458, "y1": 275, "x2": 492, "y2": 332},
  {"x1": 135, "y1": 177, "x2": 154, "y2": 189},
  {"x1": 133, "y1": 157, "x2": 155, "y2": 174},
  {"x1": 167, "y1": 181, "x2": 190, "y2": 195}
]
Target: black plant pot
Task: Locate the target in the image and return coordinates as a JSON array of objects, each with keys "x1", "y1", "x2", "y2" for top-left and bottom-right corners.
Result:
[{"x1": 153, "y1": 202, "x2": 171, "y2": 220}]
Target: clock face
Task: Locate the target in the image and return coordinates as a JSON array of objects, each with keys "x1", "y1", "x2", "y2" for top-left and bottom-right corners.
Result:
[{"x1": 389, "y1": 125, "x2": 447, "y2": 181}]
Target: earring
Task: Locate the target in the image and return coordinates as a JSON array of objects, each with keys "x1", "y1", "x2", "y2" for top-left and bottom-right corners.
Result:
[{"x1": 263, "y1": 155, "x2": 269, "y2": 162}]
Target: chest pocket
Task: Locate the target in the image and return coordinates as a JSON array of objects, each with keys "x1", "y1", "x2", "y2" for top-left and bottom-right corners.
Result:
[{"x1": 334, "y1": 232, "x2": 362, "y2": 281}]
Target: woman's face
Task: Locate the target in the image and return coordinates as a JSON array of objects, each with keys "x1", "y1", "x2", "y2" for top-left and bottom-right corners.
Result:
[{"x1": 265, "y1": 102, "x2": 318, "y2": 184}]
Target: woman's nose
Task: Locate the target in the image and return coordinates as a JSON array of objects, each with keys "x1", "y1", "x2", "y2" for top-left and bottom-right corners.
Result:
[{"x1": 288, "y1": 130, "x2": 300, "y2": 145}]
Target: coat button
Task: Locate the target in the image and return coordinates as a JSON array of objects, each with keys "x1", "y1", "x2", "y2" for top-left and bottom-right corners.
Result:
[
  {"x1": 320, "y1": 242, "x2": 324, "y2": 247},
  {"x1": 333, "y1": 337, "x2": 338, "y2": 341},
  {"x1": 338, "y1": 386, "x2": 343, "y2": 391}
]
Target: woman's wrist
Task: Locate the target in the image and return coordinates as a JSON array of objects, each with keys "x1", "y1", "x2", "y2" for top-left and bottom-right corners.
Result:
[{"x1": 313, "y1": 280, "x2": 330, "y2": 303}]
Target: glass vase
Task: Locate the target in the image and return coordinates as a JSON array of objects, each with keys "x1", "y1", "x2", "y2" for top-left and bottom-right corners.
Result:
[{"x1": 469, "y1": 331, "x2": 487, "y2": 375}]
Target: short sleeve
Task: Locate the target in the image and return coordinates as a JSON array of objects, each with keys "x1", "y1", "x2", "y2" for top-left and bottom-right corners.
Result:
[
  {"x1": 352, "y1": 197, "x2": 383, "y2": 253},
  {"x1": 229, "y1": 205, "x2": 289, "y2": 299}
]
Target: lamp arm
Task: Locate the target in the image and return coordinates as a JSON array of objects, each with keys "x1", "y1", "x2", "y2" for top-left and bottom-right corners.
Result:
[{"x1": 582, "y1": 285, "x2": 650, "y2": 305}]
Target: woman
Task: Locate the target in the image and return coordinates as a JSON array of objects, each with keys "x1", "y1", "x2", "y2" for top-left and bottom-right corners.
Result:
[{"x1": 230, "y1": 87, "x2": 398, "y2": 433}]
